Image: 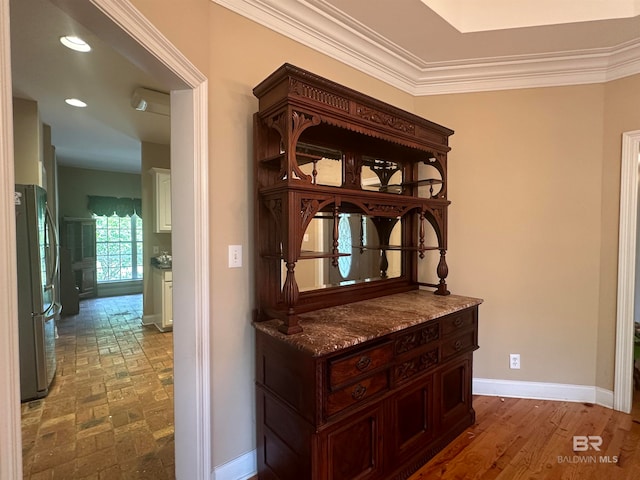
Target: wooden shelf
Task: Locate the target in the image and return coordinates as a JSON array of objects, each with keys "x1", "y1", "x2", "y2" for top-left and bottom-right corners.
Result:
[
  {"x1": 261, "y1": 250, "x2": 351, "y2": 260},
  {"x1": 367, "y1": 178, "x2": 444, "y2": 195},
  {"x1": 355, "y1": 245, "x2": 440, "y2": 252}
]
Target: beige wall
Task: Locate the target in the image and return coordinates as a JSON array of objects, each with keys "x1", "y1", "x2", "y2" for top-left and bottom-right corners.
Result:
[
  {"x1": 413, "y1": 76, "x2": 640, "y2": 391},
  {"x1": 57, "y1": 166, "x2": 142, "y2": 219},
  {"x1": 130, "y1": 0, "x2": 640, "y2": 469},
  {"x1": 205, "y1": 5, "x2": 418, "y2": 465},
  {"x1": 141, "y1": 142, "x2": 171, "y2": 316},
  {"x1": 13, "y1": 97, "x2": 43, "y2": 186},
  {"x1": 42, "y1": 124, "x2": 58, "y2": 226},
  {"x1": 13, "y1": 104, "x2": 57, "y2": 223},
  {"x1": 415, "y1": 85, "x2": 606, "y2": 386},
  {"x1": 204, "y1": 4, "x2": 417, "y2": 466}
]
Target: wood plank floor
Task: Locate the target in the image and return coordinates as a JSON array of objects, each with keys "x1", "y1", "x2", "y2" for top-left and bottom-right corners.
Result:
[{"x1": 408, "y1": 395, "x2": 640, "y2": 480}]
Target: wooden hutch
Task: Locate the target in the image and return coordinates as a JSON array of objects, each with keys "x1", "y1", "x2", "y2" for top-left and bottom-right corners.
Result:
[{"x1": 253, "y1": 64, "x2": 482, "y2": 480}]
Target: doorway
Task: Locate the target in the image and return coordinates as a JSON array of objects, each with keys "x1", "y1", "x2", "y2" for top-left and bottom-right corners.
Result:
[
  {"x1": 0, "y1": 1, "x2": 211, "y2": 479},
  {"x1": 614, "y1": 130, "x2": 640, "y2": 414}
]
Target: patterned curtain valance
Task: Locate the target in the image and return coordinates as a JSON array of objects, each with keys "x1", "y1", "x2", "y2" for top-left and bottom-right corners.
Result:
[{"x1": 88, "y1": 196, "x2": 142, "y2": 218}]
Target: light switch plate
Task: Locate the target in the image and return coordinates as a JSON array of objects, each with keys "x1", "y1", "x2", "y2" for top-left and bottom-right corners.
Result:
[{"x1": 228, "y1": 245, "x2": 242, "y2": 268}]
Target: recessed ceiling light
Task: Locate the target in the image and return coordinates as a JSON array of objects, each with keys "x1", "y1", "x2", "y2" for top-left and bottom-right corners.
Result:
[
  {"x1": 59, "y1": 35, "x2": 91, "y2": 52},
  {"x1": 65, "y1": 98, "x2": 87, "y2": 108}
]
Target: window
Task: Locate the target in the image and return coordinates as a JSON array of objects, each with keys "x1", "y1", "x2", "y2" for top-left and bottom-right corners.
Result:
[
  {"x1": 94, "y1": 214, "x2": 143, "y2": 282},
  {"x1": 337, "y1": 214, "x2": 352, "y2": 278}
]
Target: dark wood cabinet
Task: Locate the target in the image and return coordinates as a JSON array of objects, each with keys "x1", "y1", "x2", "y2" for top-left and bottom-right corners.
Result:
[
  {"x1": 255, "y1": 300, "x2": 479, "y2": 480},
  {"x1": 253, "y1": 64, "x2": 455, "y2": 335},
  {"x1": 61, "y1": 218, "x2": 97, "y2": 298},
  {"x1": 252, "y1": 65, "x2": 481, "y2": 479}
]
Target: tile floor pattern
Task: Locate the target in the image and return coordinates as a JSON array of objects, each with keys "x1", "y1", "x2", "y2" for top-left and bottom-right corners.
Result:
[{"x1": 21, "y1": 294, "x2": 175, "y2": 480}]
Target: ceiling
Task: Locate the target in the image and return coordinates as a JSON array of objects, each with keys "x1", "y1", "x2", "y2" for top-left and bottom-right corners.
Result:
[
  {"x1": 9, "y1": 0, "x2": 640, "y2": 174},
  {"x1": 10, "y1": 0, "x2": 170, "y2": 173}
]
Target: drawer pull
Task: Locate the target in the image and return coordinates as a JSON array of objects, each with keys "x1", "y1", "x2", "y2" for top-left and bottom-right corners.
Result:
[
  {"x1": 454, "y1": 340, "x2": 463, "y2": 351},
  {"x1": 355, "y1": 356, "x2": 372, "y2": 371},
  {"x1": 352, "y1": 384, "x2": 367, "y2": 400},
  {"x1": 453, "y1": 317, "x2": 464, "y2": 328}
]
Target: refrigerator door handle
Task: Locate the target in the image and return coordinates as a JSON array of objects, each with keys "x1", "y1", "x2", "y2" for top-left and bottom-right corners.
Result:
[
  {"x1": 45, "y1": 204, "x2": 59, "y2": 289},
  {"x1": 33, "y1": 205, "x2": 59, "y2": 318},
  {"x1": 42, "y1": 284, "x2": 56, "y2": 317}
]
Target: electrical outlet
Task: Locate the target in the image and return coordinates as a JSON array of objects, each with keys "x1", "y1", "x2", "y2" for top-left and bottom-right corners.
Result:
[
  {"x1": 228, "y1": 245, "x2": 242, "y2": 268},
  {"x1": 152, "y1": 246, "x2": 160, "y2": 254},
  {"x1": 510, "y1": 354, "x2": 521, "y2": 369}
]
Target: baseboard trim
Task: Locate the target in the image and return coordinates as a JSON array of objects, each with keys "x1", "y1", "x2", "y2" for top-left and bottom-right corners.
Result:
[
  {"x1": 473, "y1": 378, "x2": 614, "y2": 408},
  {"x1": 96, "y1": 280, "x2": 143, "y2": 298},
  {"x1": 210, "y1": 381, "x2": 614, "y2": 479},
  {"x1": 595, "y1": 387, "x2": 614, "y2": 408},
  {"x1": 141, "y1": 314, "x2": 159, "y2": 326},
  {"x1": 212, "y1": 450, "x2": 257, "y2": 480}
]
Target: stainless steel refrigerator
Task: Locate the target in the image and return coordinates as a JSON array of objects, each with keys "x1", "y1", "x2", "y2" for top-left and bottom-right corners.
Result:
[{"x1": 15, "y1": 184, "x2": 60, "y2": 402}]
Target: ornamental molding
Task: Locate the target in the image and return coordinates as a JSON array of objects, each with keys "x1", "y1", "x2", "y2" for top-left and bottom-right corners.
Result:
[{"x1": 212, "y1": 0, "x2": 640, "y2": 96}]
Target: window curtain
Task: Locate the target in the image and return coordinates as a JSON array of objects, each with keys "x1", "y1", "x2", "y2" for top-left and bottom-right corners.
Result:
[{"x1": 88, "y1": 196, "x2": 142, "y2": 218}]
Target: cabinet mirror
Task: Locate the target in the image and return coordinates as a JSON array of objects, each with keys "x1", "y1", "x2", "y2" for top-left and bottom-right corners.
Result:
[
  {"x1": 286, "y1": 213, "x2": 403, "y2": 292},
  {"x1": 296, "y1": 143, "x2": 342, "y2": 187},
  {"x1": 417, "y1": 162, "x2": 444, "y2": 198},
  {"x1": 361, "y1": 158, "x2": 403, "y2": 193}
]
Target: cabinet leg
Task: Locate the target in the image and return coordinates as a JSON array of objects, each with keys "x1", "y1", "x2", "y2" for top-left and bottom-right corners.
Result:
[
  {"x1": 280, "y1": 262, "x2": 303, "y2": 334},
  {"x1": 278, "y1": 314, "x2": 303, "y2": 335},
  {"x1": 435, "y1": 250, "x2": 450, "y2": 296}
]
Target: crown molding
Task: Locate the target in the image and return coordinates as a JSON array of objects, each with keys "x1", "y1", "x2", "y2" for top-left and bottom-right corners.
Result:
[
  {"x1": 212, "y1": 0, "x2": 422, "y2": 91},
  {"x1": 212, "y1": 0, "x2": 640, "y2": 96},
  {"x1": 413, "y1": 39, "x2": 640, "y2": 95}
]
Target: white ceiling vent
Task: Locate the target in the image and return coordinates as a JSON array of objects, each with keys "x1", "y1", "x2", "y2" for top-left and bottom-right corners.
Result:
[{"x1": 131, "y1": 87, "x2": 170, "y2": 116}]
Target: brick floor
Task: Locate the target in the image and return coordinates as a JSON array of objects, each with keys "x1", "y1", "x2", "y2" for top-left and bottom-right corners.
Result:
[{"x1": 21, "y1": 294, "x2": 175, "y2": 479}]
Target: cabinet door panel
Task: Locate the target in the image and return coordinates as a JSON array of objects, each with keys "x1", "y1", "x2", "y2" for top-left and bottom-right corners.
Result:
[
  {"x1": 153, "y1": 170, "x2": 172, "y2": 233},
  {"x1": 81, "y1": 267, "x2": 96, "y2": 293},
  {"x1": 438, "y1": 356, "x2": 472, "y2": 432},
  {"x1": 392, "y1": 378, "x2": 434, "y2": 462},
  {"x1": 258, "y1": 389, "x2": 311, "y2": 480},
  {"x1": 325, "y1": 406, "x2": 383, "y2": 480}
]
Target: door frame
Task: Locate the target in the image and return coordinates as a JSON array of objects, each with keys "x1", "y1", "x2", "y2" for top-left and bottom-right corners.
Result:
[
  {"x1": 614, "y1": 130, "x2": 640, "y2": 413},
  {"x1": 0, "y1": 1, "x2": 212, "y2": 478}
]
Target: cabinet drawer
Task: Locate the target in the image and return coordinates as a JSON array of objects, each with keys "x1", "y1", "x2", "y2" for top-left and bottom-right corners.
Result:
[
  {"x1": 394, "y1": 322, "x2": 439, "y2": 355},
  {"x1": 394, "y1": 347, "x2": 439, "y2": 384},
  {"x1": 329, "y1": 343, "x2": 393, "y2": 387},
  {"x1": 441, "y1": 309, "x2": 475, "y2": 337},
  {"x1": 326, "y1": 371, "x2": 389, "y2": 417},
  {"x1": 441, "y1": 330, "x2": 477, "y2": 360}
]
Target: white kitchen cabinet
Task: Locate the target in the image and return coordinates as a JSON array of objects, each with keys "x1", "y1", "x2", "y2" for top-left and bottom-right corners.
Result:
[
  {"x1": 150, "y1": 167, "x2": 171, "y2": 233},
  {"x1": 152, "y1": 267, "x2": 173, "y2": 331}
]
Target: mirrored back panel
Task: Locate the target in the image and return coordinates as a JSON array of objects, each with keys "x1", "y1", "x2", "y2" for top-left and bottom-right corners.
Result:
[{"x1": 288, "y1": 213, "x2": 403, "y2": 292}]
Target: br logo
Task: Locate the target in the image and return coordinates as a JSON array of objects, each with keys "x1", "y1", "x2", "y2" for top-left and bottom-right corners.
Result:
[{"x1": 573, "y1": 435, "x2": 602, "y2": 452}]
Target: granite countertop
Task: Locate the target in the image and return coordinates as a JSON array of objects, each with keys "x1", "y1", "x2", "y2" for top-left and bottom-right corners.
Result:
[
  {"x1": 253, "y1": 290, "x2": 483, "y2": 357},
  {"x1": 150, "y1": 257, "x2": 172, "y2": 270},
  {"x1": 152, "y1": 263, "x2": 172, "y2": 270}
]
